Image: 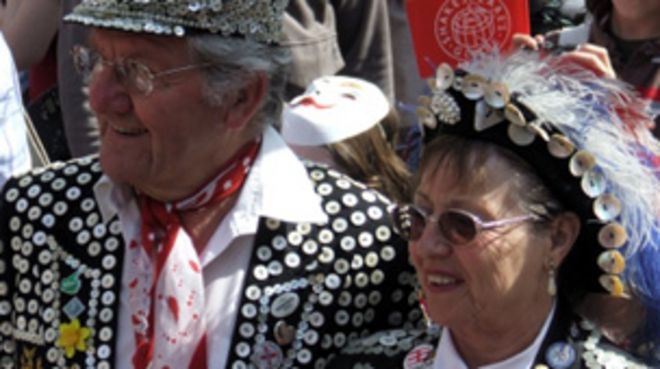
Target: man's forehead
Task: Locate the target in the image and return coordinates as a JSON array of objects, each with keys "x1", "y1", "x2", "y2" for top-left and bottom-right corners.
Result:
[{"x1": 88, "y1": 29, "x2": 185, "y2": 51}]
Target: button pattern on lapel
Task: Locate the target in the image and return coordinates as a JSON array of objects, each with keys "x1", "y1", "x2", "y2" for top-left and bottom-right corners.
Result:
[
  {"x1": 0, "y1": 156, "x2": 124, "y2": 369},
  {"x1": 225, "y1": 162, "x2": 421, "y2": 368}
]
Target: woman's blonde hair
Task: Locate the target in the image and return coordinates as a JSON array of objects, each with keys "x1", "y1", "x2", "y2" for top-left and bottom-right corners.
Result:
[{"x1": 327, "y1": 109, "x2": 412, "y2": 203}]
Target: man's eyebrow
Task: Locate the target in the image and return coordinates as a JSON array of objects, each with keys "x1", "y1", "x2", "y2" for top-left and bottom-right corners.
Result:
[{"x1": 87, "y1": 33, "x2": 175, "y2": 56}]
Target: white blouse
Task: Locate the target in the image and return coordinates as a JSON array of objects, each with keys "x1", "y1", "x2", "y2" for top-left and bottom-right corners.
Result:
[{"x1": 432, "y1": 302, "x2": 556, "y2": 369}]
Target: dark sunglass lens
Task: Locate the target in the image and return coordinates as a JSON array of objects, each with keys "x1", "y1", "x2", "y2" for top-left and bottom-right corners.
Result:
[
  {"x1": 407, "y1": 207, "x2": 426, "y2": 241},
  {"x1": 390, "y1": 205, "x2": 423, "y2": 241},
  {"x1": 439, "y1": 211, "x2": 477, "y2": 244},
  {"x1": 390, "y1": 205, "x2": 410, "y2": 239}
]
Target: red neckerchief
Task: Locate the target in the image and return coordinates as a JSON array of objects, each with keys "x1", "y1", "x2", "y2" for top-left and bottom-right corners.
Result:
[{"x1": 131, "y1": 140, "x2": 261, "y2": 369}]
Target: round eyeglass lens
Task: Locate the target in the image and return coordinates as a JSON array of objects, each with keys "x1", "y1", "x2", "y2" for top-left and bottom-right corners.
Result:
[
  {"x1": 438, "y1": 210, "x2": 478, "y2": 245},
  {"x1": 406, "y1": 206, "x2": 427, "y2": 241}
]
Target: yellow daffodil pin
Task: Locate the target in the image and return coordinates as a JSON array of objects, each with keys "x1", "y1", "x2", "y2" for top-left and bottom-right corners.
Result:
[{"x1": 56, "y1": 319, "x2": 91, "y2": 358}]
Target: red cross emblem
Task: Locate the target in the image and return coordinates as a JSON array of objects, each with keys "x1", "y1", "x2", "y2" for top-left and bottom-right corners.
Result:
[
  {"x1": 404, "y1": 344, "x2": 434, "y2": 369},
  {"x1": 253, "y1": 341, "x2": 283, "y2": 369}
]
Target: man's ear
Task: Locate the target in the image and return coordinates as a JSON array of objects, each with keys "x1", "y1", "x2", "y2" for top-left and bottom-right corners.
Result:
[
  {"x1": 548, "y1": 211, "x2": 581, "y2": 264},
  {"x1": 224, "y1": 72, "x2": 269, "y2": 130}
]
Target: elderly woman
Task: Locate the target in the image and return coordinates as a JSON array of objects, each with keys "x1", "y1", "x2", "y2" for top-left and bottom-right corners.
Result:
[{"x1": 327, "y1": 50, "x2": 660, "y2": 369}]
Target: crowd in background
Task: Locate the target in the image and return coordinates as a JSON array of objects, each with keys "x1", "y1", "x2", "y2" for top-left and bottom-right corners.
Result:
[{"x1": 0, "y1": 0, "x2": 609, "y2": 181}]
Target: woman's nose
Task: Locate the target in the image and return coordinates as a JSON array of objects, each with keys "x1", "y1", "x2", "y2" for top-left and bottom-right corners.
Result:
[
  {"x1": 414, "y1": 224, "x2": 452, "y2": 257},
  {"x1": 88, "y1": 67, "x2": 133, "y2": 116}
]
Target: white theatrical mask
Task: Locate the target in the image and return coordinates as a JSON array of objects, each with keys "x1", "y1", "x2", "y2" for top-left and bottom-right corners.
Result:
[{"x1": 281, "y1": 76, "x2": 390, "y2": 146}]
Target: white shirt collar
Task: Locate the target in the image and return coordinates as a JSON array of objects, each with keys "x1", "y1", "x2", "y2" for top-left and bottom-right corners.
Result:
[
  {"x1": 240, "y1": 125, "x2": 328, "y2": 225},
  {"x1": 94, "y1": 125, "x2": 328, "y2": 257},
  {"x1": 433, "y1": 301, "x2": 556, "y2": 369},
  {"x1": 94, "y1": 173, "x2": 133, "y2": 225}
]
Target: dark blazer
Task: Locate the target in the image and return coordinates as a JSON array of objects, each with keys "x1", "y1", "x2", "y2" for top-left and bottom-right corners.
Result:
[
  {"x1": 0, "y1": 156, "x2": 420, "y2": 369},
  {"x1": 326, "y1": 300, "x2": 652, "y2": 369}
]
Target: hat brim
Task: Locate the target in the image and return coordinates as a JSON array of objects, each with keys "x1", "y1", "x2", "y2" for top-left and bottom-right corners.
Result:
[{"x1": 64, "y1": 7, "x2": 189, "y2": 37}]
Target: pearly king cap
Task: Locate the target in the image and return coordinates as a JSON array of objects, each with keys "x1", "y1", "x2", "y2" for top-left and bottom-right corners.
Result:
[
  {"x1": 415, "y1": 50, "x2": 660, "y2": 306},
  {"x1": 281, "y1": 76, "x2": 391, "y2": 146},
  {"x1": 64, "y1": 0, "x2": 289, "y2": 43}
]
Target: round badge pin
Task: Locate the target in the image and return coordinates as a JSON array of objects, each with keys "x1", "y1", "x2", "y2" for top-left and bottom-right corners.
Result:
[
  {"x1": 403, "y1": 343, "x2": 434, "y2": 369},
  {"x1": 271, "y1": 292, "x2": 300, "y2": 319},
  {"x1": 251, "y1": 341, "x2": 283, "y2": 369},
  {"x1": 545, "y1": 341, "x2": 576, "y2": 369}
]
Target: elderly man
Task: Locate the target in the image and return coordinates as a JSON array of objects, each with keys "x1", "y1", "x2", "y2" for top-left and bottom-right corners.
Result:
[{"x1": 0, "y1": 1, "x2": 419, "y2": 368}]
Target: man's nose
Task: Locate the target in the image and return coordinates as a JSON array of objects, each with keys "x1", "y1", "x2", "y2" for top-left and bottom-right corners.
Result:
[{"x1": 88, "y1": 67, "x2": 133, "y2": 116}]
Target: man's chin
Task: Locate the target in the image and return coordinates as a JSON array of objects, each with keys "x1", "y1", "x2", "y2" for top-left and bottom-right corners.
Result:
[{"x1": 99, "y1": 153, "x2": 144, "y2": 187}]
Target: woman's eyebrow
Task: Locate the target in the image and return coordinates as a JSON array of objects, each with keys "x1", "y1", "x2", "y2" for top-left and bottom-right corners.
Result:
[{"x1": 413, "y1": 191, "x2": 431, "y2": 203}]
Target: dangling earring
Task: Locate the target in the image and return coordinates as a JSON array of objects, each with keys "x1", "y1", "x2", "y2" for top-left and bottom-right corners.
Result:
[
  {"x1": 418, "y1": 289, "x2": 432, "y2": 328},
  {"x1": 547, "y1": 260, "x2": 557, "y2": 296}
]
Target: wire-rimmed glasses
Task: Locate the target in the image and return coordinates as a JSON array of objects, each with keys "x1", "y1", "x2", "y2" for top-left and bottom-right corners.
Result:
[{"x1": 71, "y1": 45, "x2": 211, "y2": 97}]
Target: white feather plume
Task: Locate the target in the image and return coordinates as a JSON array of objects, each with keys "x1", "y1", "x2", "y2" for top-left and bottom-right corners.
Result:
[{"x1": 460, "y1": 50, "x2": 660, "y2": 256}]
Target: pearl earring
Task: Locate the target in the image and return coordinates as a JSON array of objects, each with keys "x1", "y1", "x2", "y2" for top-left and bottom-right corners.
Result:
[
  {"x1": 418, "y1": 289, "x2": 432, "y2": 327},
  {"x1": 547, "y1": 260, "x2": 557, "y2": 296}
]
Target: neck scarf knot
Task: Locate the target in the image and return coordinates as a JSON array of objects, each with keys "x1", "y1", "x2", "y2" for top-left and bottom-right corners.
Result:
[{"x1": 130, "y1": 140, "x2": 261, "y2": 369}]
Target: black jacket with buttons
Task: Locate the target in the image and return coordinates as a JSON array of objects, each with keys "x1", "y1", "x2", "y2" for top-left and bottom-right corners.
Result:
[{"x1": 0, "y1": 156, "x2": 420, "y2": 369}]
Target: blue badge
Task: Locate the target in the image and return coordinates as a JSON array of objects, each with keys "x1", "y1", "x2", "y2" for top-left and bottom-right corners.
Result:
[
  {"x1": 63, "y1": 297, "x2": 86, "y2": 320},
  {"x1": 545, "y1": 341, "x2": 576, "y2": 369}
]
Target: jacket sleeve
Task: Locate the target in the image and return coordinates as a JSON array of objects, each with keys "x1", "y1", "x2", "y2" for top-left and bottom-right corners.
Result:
[{"x1": 0, "y1": 177, "x2": 17, "y2": 365}]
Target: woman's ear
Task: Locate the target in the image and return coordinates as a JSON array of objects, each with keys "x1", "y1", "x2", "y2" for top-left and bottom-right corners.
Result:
[
  {"x1": 224, "y1": 71, "x2": 268, "y2": 130},
  {"x1": 548, "y1": 211, "x2": 581, "y2": 264}
]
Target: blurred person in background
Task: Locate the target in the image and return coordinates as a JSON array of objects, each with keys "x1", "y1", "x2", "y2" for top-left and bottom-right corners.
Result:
[
  {"x1": 282, "y1": 0, "x2": 394, "y2": 101},
  {"x1": 281, "y1": 75, "x2": 412, "y2": 203},
  {"x1": 58, "y1": 0, "x2": 97, "y2": 157},
  {"x1": 1, "y1": 0, "x2": 102, "y2": 159},
  {"x1": 515, "y1": 0, "x2": 659, "y2": 137},
  {"x1": 0, "y1": 0, "x2": 59, "y2": 102},
  {"x1": 387, "y1": 0, "x2": 425, "y2": 171},
  {"x1": 529, "y1": 0, "x2": 586, "y2": 35},
  {"x1": 0, "y1": 32, "x2": 31, "y2": 189}
]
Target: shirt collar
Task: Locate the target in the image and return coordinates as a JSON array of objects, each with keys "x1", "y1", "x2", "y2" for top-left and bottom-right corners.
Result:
[
  {"x1": 433, "y1": 301, "x2": 557, "y2": 369},
  {"x1": 94, "y1": 125, "x2": 328, "y2": 231},
  {"x1": 94, "y1": 174, "x2": 133, "y2": 225},
  {"x1": 221, "y1": 125, "x2": 328, "y2": 232}
]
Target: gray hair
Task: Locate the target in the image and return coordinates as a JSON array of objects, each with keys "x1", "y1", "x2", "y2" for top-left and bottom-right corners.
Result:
[{"x1": 187, "y1": 34, "x2": 291, "y2": 130}]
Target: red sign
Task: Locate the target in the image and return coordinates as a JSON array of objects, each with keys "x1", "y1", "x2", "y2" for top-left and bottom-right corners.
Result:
[{"x1": 407, "y1": 0, "x2": 530, "y2": 77}]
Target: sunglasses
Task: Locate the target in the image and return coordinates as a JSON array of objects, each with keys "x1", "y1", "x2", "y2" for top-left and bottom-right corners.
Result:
[{"x1": 390, "y1": 204, "x2": 537, "y2": 245}]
